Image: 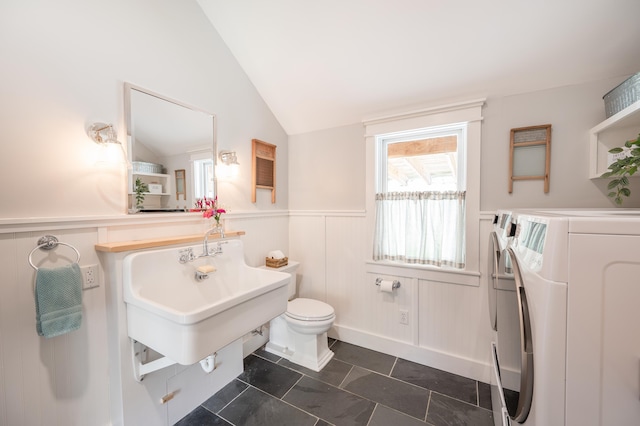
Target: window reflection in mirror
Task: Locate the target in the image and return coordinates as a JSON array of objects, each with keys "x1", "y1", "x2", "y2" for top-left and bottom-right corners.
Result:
[
  {"x1": 193, "y1": 156, "x2": 215, "y2": 199},
  {"x1": 124, "y1": 83, "x2": 216, "y2": 213}
]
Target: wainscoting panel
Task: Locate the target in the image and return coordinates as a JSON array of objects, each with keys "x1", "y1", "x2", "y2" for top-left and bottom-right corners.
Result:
[
  {"x1": 291, "y1": 211, "x2": 496, "y2": 382},
  {"x1": 289, "y1": 215, "x2": 327, "y2": 301},
  {"x1": 324, "y1": 216, "x2": 367, "y2": 327},
  {"x1": 0, "y1": 214, "x2": 290, "y2": 426},
  {"x1": 0, "y1": 229, "x2": 110, "y2": 426},
  {"x1": 224, "y1": 213, "x2": 290, "y2": 267},
  {"x1": 417, "y1": 278, "x2": 492, "y2": 368}
]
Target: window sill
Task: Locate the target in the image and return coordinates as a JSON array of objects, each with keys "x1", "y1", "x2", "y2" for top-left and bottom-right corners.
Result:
[{"x1": 365, "y1": 260, "x2": 480, "y2": 287}]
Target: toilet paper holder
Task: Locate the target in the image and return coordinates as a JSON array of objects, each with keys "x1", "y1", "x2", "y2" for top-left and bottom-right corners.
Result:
[{"x1": 375, "y1": 277, "x2": 401, "y2": 289}]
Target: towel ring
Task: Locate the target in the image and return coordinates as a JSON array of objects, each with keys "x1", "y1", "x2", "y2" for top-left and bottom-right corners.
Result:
[{"x1": 28, "y1": 235, "x2": 81, "y2": 271}]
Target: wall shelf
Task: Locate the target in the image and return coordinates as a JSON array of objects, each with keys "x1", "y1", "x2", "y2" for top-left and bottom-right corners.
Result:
[
  {"x1": 130, "y1": 172, "x2": 172, "y2": 209},
  {"x1": 95, "y1": 231, "x2": 245, "y2": 253},
  {"x1": 589, "y1": 100, "x2": 640, "y2": 179}
]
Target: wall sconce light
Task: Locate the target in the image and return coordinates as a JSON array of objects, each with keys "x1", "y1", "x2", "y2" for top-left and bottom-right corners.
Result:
[
  {"x1": 87, "y1": 122, "x2": 130, "y2": 167},
  {"x1": 217, "y1": 150, "x2": 240, "y2": 179},
  {"x1": 219, "y1": 151, "x2": 239, "y2": 166}
]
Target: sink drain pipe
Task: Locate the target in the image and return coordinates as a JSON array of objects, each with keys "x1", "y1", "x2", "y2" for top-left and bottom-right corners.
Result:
[
  {"x1": 131, "y1": 339, "x2": 216, "y2": 381},
  {"x1": 199, "y1": 353, "x2": 217, "y2": 373}
]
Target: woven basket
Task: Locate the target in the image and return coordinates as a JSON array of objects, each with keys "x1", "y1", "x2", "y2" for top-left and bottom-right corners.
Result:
[{"x1": 265, "y1": 257, "x2": 288, "y2": 268}]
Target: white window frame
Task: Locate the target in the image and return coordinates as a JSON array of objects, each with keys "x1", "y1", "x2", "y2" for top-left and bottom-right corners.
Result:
[
  {"x1": 191, "y1": 151, "x2": 215, "y2": 200},
  {"x1": 376, "y1": 123, "x2": 467, "y2": 193},
  {"x1": 364, "y1": 99, "x2": 484, "y2": 274}
]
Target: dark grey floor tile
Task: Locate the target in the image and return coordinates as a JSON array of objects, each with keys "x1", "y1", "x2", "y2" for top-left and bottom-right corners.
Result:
[
  {"x1": 426, "y1": 393, "x2": 493, "y2": 426},
  {"x1": 278, "y1": 357, "x2": 353, "y2": 387},
  {"x1": 254, "y1": 346, "x2": 283, "y2": 363},
  {"x1": 368, "y1": 404, "x2": 429, "y2": 426},
  {"x1": 219, "y1": 386, "x2": 317, "y2": 426},
  {"x1": 238, "y1": 354, "x2": 302, "y2": 398},
  {"x1": 201, "y1": 379, "x2": 248, "y2": 414},
  {"x1": 174, "y1": 405, "x2": 231, "y2": 425},
  {"x1": 331, "y1": 341, "x2": 396, "y2": 375},
  {"x1": 341, "y1": 366, "x2": 430, "y2": 420},
  {"x1": 391, "y1": 359, "x2": 477, "y2": 404},
  {"x1": 283, "y1": 375, "x2": 376, "y2": 426},
  {"x1": 477, "y1": 382, "x2": 491, "y2": 410}
]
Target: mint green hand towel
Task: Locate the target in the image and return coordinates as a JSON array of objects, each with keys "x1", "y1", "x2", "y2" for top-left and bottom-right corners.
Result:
[{"x1": 35, "y1": 263, "x2": 83, "y2": 338}]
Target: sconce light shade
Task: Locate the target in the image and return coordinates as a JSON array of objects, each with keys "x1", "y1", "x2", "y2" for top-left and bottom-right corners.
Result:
[
  {"x1": 87, "y1": 122, "x2": 130, "y2": 168},
  {"x1": 217, "y1": 150, "x2": 240, "y2": 179},
  {"x1": 219, "y1": 151, "x2": 239, "y2": 166}
]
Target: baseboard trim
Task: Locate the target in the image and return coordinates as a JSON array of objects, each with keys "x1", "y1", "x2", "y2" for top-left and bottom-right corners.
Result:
[{"x1": 329, "y1": 324, "x2": 491, "y2": 383}]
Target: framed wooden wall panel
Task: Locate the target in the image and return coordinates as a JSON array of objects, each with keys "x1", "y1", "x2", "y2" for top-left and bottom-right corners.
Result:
[
  {"x1": 175, "y1": 169, "x2": 186, "y2": 200},
  {"x1": 509, "y1": 124, "x2": 551, "y2": 193},
  {"x1": 252, "y1": 139, "x2": 276, "y2": 203}
]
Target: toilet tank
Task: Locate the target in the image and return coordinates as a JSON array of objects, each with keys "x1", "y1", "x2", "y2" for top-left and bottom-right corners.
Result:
[{"x1": 261, "y1": 260, "x2": 299, "y2": 299}]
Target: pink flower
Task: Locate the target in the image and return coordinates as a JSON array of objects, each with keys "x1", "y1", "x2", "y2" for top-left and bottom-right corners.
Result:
[{"x1": 196, "y1": 196, "x2": 226, "y2": 222}]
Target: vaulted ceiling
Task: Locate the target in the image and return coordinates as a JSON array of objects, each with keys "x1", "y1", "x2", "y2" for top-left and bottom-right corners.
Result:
[{"x1": 198, "y1": 0, "x2": 640, "y2": 135}]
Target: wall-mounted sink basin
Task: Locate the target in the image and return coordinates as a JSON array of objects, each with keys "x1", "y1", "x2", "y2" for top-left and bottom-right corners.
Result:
[{"x1": 122, "y1": 239, "x2": 290, "y2": 365}]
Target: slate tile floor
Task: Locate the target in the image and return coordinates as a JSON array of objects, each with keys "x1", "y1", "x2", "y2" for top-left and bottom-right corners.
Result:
[{"x1": 175, "y1": 339, "x2": 493, "y2": 426}]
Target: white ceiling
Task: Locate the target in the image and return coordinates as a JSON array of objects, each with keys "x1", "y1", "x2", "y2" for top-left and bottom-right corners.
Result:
[{"x1": 197, "y1": 0, "x2": 640, "y2": 135}]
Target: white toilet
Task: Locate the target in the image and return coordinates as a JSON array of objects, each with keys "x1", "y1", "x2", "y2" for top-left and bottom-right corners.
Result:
[{"x1": 264, "y1": 261, "x2": 335, "y2": 372}]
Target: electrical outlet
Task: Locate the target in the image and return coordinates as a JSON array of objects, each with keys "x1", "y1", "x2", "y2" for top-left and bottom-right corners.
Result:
[
  {"x1": 81, "y1": 264, "x2": 100, "y2": 289},
  {"x1": 399, "y1": 309, "x2": 409, "y2": 325}
]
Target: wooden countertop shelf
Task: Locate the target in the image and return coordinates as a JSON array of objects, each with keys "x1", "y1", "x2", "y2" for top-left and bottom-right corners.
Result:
[{"x1": 95, "y1": 231, "x2": 245, "y2": 253}]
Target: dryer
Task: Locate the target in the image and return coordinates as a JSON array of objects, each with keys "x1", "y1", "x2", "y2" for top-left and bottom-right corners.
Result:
[
  {"x1": 491, "y1": 210, "x2": 568, "y2": 425},
  {"x1": 493, "y1": 209, "x2": 640, "y2": 425},
  {"x1": 488, "y1": 210, "x2": 515, "y2": 331},
  {"x1": 488, "y1": 211, "x2": 520, "y2": 426}
]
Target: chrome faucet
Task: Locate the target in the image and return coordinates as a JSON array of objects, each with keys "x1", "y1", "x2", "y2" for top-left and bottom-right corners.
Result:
[
  {"x1": 178, "y1": 231, "x2": 226, "y2": 263},
  {"x1": 179, "y1": 248, "x2": 195, "y2": 264},
  {"x1": 202, "y1": 229, "x2": 224, "y2": 257}
]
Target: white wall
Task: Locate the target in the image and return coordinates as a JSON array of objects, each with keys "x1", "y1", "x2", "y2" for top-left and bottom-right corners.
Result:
[
  {"x1": 0, "y1": 1, "x2": 289, "y2": 425},
  {"x1": 289, "y1": 124, "x2": 366, "y2": 211},
  {"x1": 0, "y1": 0, "x2": 634, "y2": 422},
  {"x1": 288, "y1": 77, "x2": 633, "y2": 382},
  {"x1": 481, "y1": 75, "x2": 640, "y2": 210},
  {"x1": 0, "y1": 0, "x2": 288, "y2": 219},
  {"x1": 288, "y1": 76, "x2": 633, "y2": 213}
]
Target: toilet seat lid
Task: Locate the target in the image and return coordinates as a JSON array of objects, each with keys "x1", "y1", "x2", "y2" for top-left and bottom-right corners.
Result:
[{"x1": 286, "y1": 298, "x2": 335, "y2": 321}]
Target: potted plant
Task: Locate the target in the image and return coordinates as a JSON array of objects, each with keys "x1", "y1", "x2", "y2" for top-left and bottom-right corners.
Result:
[
  {"x1": 601, "y1": 133, "x2": 640, "y2": 205},
  {"x1": 134, "y1": 177, "x2": 149, "y2": 210}
]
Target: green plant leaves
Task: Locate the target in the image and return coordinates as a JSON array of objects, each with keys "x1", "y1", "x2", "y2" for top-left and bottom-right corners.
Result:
[{"x1": 602, "y1": 133, "x2": 640, "y2": 205}]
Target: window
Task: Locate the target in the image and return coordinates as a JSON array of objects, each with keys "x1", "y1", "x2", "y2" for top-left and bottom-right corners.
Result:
[
  {"x1": 365, "y1": 99, "x2": 484, "y2": 272},
  {"x1": 378, "y1": 124, "x2": 465, "y2": 192},
  {"x1": 193, "y1": 157, "x2": 214, "y2": 199},
  {"x1": 373, "y1": 123, "x2": 467, "y2": 268}
]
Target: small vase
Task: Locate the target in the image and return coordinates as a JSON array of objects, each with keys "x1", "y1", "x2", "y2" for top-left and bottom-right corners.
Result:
[{"x1": 212, "y1": 220, "x2": 224, "y2": 235}]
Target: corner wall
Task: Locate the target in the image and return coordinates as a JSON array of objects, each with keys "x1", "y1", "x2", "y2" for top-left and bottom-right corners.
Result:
[
  {"x1": 0, "y1": 1, "x2": 289, "y2": 425},
  {"x1": 288, "y1": 77, "x2": 630, "y2": 382},
  {"x1": 0, "y1": 0, "x2": 288, "y2": 219}
]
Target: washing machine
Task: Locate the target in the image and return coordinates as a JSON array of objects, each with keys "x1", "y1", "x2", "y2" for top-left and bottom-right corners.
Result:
[
  {"x1": 488, "y1": 210, "x2": 519, "y2": 426},
  {"x1": 493, "y1": 209, "x2": 640, "y2": 425},
  {"x1": 488, "y1": 210, "x2": 515, "y2": 331},
  {"x1": 491, "y1": 211, "x2": 568, "y2": 425}
]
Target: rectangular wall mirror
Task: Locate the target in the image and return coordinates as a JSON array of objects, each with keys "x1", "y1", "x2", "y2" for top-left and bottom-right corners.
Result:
[{"x1": 124, "y1": 83, "x2": 217, "y2": 213}]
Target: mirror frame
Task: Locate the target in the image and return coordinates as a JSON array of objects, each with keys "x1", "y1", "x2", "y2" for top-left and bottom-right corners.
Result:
[{"x1": 124, "y1": 82, "x2": 217, "y2": 213}]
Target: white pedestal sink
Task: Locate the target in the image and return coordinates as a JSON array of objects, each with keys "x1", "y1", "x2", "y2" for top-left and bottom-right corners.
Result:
[{"x1": 122, "y1": 239, "x2": 289, "y2": 365}]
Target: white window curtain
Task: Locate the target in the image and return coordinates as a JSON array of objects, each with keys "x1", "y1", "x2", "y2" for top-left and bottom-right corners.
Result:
[{"x1": 373, "y1": 191, "x2": 466, "y2": 268}]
